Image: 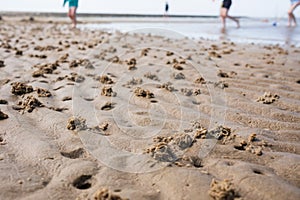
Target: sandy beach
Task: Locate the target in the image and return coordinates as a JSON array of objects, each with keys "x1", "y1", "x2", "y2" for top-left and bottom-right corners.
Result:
[{"x1": 0, "y1": 16, "x2": 300, "y2": 200}]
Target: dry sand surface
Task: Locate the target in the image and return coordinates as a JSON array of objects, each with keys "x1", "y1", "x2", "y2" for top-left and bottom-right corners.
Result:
[{"x1": 0, "y1": 16, "x2": 300, "y2": 200}]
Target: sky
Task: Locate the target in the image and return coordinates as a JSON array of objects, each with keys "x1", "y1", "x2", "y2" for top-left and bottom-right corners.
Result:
[{"x1": 0, "y1": 0, "x2": 297, "y2": 18}]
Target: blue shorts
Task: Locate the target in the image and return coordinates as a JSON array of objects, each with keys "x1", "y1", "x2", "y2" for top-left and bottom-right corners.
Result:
[{"x1": 64, "y1": 0, "x2": 78, "y2": 8}]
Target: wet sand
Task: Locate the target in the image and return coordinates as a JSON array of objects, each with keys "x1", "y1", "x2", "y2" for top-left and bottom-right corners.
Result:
[{"x1": 0, "y1": 16, "x2": 300, "y2": 200}]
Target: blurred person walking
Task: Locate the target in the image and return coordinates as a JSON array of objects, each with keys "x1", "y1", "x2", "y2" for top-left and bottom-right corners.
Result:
[
  {"x1": 63, "y1": 0, "x2": 79, "y2": 28},
  {"x1": 288, "y1": 0, "x2": 300, "y2": 26},
  {"x1": 213, "y1": 0, "x2": 240, "y2": 29},
  {"x1": 164, "y1": 2, "x2": 169, "y2": 17}
]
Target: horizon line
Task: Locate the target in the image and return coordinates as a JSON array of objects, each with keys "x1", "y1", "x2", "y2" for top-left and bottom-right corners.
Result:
[{"x1": 0, "y1": 11, "x2": 250, "y2": 19}]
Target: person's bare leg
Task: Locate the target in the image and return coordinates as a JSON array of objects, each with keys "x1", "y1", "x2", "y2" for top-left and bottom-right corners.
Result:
[
  {"x1": 220, "y1": 8, "x2": 239, "y2": 29},
  {"x1": 220, "y1": 8, "x2": 227, "y2": 29},
  {"x1": 68, "y1": 9, "x2": 72, "y2": 21},
  {"x1": 288, "y1": 2, "x2": 300, "y2": 26},
  {"x1": 288, "y1": 6, "x2": 296, "y2": 26},
  {"x1": 68, "y1": 7, "x2": 77, "y2": 28},
  {"x1": 228, "y1": 15, "x2": 240, "y2": 28}
]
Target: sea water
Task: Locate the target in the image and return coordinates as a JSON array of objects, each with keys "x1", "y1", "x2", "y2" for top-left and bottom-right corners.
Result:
[{"x1": 79, "y1": 17, "x2": 300, "y2": 46}]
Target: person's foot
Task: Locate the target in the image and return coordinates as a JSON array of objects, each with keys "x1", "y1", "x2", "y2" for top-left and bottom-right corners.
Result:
[{"x1": 288, "y1": 23, "x2": 297, "y2": 27}]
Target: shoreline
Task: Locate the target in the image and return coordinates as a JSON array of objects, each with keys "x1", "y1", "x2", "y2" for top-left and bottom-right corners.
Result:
[
  {"x1": 1, "y1": 13, "x2": 298, "y2": 48},
  {"x1": 1, "y1": 15, "x2": 299, "y2": 48}
]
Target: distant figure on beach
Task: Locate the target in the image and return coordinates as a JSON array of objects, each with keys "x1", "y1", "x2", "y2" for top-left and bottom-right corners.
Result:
[
  {"x1": 288, "y1": 0, "x2": 300, "y2": 26},
  {"x1": 213, "y1": 0, "x2": 240, "y2": 29},
  {"x1": 164, "y1": 2, "x2": 169, "y2": 17},
  {"x1": 63, "y1": 0, "x2": 78, "y2": 28}
]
